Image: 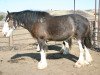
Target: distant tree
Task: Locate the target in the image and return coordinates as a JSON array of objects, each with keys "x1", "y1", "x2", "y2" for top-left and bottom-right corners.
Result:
[{"x1": 0, "y1": 15, "x2": 4, "y2": 21}]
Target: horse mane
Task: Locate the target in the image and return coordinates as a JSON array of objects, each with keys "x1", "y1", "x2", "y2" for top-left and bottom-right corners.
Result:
[{"x1": 10, "y1": 10, "x2": 50, "y2": 26}]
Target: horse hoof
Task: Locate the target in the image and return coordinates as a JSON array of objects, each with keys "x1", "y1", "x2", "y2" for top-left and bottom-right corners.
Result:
[
  {"x1": 64, "y1": 51, "x2": 69, "y2": 55},
  {"x1": 38, "y1": 61, "x2": 47, "y2": 69},
  {"x1": 37, "y1": 50, "x2": 40, "y2": 52},
  {"x1": 74, "y1": 63, "x2": 82, "y2": 68},
  {"x1": 60, "y1": 50, "x2": 69, "y2": 55},
  {"x1": 74, "y1": 61, "x2": 84, "y2": 68},
  {"x1": 36, "y1": 48, "x2": 40, "y2": 52},
  {"x1": 84, "y1": 60, "x2": 90, "y2": 65},
  {"x1": 60, "y1": 50, "x2": 64, "y2": 54},
  {"x1": 86, "y1": 57, "x2": 93, "y2": 64}
]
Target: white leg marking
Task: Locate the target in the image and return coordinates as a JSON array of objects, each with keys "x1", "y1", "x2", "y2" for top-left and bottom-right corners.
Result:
[
  {"x1": 65, "y1": 41, "x2": 69, "y2": 53},
  {"x1": 60, "y1": 41, "x2": 69, "y2": 54},
  {"x1": 75, "y1": 40, "x2": 85, "y2": 68},
  {"x1": 60, "y1": 43, "x2": 65, "y2": 53},
  {"x1": 65, "y1": 41, "x2": 69, "y2": 48},
  {"x1": 36, "y1": 44, "x2": 40, "y2": 51},
  {"x1": 84, "y1": 46, "x2": 93, "y2": 64},
  {"x1": 38, "y1": 49, "x2": 47, "y2": 69}
]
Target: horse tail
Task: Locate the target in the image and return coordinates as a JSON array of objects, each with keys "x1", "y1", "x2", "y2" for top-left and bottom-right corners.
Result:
[{"x1": 84, "y1": 31, "x2": 92, "y2": 49}]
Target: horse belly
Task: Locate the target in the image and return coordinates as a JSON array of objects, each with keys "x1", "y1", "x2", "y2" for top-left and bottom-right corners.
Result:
[{"x1": 48, "y1": 31, "x2": 73, "y2": 41}]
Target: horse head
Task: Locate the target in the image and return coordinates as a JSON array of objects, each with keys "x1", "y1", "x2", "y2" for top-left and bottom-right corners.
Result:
[{"x1": 2, "y1": 11, "x2": 17, "y2": 37}]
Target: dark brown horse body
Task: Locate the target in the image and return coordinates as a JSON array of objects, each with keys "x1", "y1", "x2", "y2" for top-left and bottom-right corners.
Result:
[
  {"x1": 2, "y1": 10, "x2": 92, "y2": 69},
  {"x1": 31, "y1": 14, "x2": 89, "y2": 41}
]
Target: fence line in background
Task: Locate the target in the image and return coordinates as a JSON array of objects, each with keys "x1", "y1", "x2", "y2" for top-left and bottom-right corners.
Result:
[{"x1": 0, "y1": 20, "x2": 100, "y2": 51}]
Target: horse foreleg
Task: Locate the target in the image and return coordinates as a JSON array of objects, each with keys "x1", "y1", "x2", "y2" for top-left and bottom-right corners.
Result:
[
  {"x1": 38, "y1": 49, "x2": 47, "y2": 69},
  {"x1": 60, "y1": 41, "x2": 69, "y2": 54},
  {"x1": 36, "y1": 41, "x2": 47, "y2": 52},
  {"x1": 37, "y1": 39, "x2": 47, "y2": 69},
  {"x1": 36, "y1": 44, "x2": 40, "y2": 52}
]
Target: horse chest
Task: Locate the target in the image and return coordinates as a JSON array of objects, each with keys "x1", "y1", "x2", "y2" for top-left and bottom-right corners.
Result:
[{"x1": 31, "y1": 23, "x2": 47, "y2": 38}]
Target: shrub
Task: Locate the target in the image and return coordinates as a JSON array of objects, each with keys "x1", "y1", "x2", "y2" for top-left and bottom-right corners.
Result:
[{"x1": 0, "y1": 15, "x2": 4, "y2": 21}]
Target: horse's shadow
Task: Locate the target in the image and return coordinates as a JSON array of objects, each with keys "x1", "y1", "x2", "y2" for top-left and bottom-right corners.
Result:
[
  {"x1": 11, "y1": 53, "x2": 78, "y2": 63},
  {"x1": 10, "y1": 45, "x2": 78, "y2": 63},
  {"x1": 33, "y1": 43, "x2": 61, "y2": 51},
  {"x1": 48, "y1": 45, "x2": 61, "y2": 51}
]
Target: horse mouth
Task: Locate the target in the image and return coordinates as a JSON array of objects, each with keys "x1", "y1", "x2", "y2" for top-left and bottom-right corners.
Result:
[{"x1": 2, "y1": 33, "x2": 9, "y2": 37}]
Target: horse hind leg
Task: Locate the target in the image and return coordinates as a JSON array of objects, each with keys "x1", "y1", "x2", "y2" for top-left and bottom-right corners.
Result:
[
  {"x1": 75, "y1": 39, "x2": 92, "y2": 68},
  {"x1": 75, "y1": 39, "x2": 85, "y2": 68},
  {"x1": 84, "y1": 46, "x2": 93, "y2": 64}
]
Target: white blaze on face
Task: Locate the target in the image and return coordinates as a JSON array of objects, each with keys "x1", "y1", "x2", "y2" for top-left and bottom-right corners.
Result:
[
  {"x1": 2, "y1": 22, "x2": 14, "y2": 37},
  {"x1": 2, "y1": 22, "x2": 9, "y2": 34}
]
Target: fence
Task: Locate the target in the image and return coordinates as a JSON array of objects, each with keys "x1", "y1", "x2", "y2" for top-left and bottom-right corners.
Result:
[
  {"x1": 0, "y1": 26, "x2": 10, "y2": 50},
  {"x1": 0, "y1": 26, "x2": 37, "y2": 51},
  {"x1": 0, "y1": 21, "x2": 98, "y2": 51}
]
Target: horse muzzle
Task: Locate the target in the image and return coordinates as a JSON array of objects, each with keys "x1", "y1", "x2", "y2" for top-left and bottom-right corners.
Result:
[{"x1": 2, "y1": 29, "x2": 13, "y2": 37}]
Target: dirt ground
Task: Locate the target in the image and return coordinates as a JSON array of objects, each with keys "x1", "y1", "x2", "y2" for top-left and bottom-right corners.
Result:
[
  {"x1": 0, "y1": 42, "x2": 100, "y2": 75},
  {"x1": 0, "y1": 10, "x2": 99, "y2": 75}
]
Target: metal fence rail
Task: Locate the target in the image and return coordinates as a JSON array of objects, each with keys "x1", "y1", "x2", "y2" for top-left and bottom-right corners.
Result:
[
  {"x1": 0, "y1": 26, "x2": 37, "y2": 51},
  {"x1": 0, "y1": 21, "x2": 98, "y2": 51}
]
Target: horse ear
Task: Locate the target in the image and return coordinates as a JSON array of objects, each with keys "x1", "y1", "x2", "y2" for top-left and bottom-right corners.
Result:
[{"x1": 7, "y1": 11, "x2": 10, "y2": 14}]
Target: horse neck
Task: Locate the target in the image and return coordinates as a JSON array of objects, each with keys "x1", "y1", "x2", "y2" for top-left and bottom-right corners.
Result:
[{"x1": 13, "y1": 11, "x2": 51, "y2": 32}]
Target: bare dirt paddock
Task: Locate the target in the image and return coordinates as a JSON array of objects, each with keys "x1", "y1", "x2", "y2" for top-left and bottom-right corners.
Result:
[
  {"x1": 0, "y1": 42, "x2": 100, "y2": 75},
  {"x1": 0, "y1": 10, "x2": 99, "y2": 75}
]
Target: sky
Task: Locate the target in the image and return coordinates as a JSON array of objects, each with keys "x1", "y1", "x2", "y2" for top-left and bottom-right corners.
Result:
[{"x1": 0, "y1": 0, "x2": 99, "y2": 12}]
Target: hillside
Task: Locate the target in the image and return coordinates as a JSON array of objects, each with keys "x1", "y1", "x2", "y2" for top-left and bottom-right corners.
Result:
[{"x1": 48, "y1": 10, "x2": 95, "y2": 21}]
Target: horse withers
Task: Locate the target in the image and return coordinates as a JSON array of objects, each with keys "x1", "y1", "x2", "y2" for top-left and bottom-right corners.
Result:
[{"x1": 2, "y1": 10, "x2": 93, "y2": 69}]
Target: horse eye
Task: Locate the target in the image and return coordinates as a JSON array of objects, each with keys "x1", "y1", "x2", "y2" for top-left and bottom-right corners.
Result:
[{"x1": 6, "y1": 17, "x2": 10, "y2": 22}]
